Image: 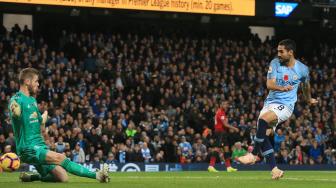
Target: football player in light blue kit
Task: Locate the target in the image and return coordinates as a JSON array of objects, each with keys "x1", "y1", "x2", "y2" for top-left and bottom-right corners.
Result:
[{"x1": 238, "y1": 39, "x2": 318, "y2": 179}]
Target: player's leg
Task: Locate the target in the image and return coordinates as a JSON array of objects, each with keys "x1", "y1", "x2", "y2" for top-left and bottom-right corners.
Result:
[
  {"x1": 208, "y1": 147, "x2": 219, "y2": 172},
  {"x1": 222, "y1": 133, "x2": 237, "y2": 172},
  {"x1": 208, "y1": 132, "x2": 223, "y2": 172},
  {"x1": 38, "y1": 165, "x2": 68, "y2": 182},
  {"x1": 253, "y1": 110, "x2": 278, "y2": 155},
  {"x1": 49, "y1": 165, "x2": 69, "y2": 182},
  {"x1": 237, "y1": 109, "x2": 277, "y2": 164},
  {"x1": 18, "y1": 147, "x2": 56, "y2": 182},
  {"x1": 20, "y1": 165, "x2": 67, "y2": 182},
  {"x1": 224, "y1": 146, "x2": 237, "y2": 172},
  {"x1": 44, "y1": 150, "x2": 109, "y2": 182},
  {"x1": 260, "y1": 135, "x2": 283, "y2": 180},
  {"x1": 262, "y1": 104, "x2": 292, "y2": 179}
]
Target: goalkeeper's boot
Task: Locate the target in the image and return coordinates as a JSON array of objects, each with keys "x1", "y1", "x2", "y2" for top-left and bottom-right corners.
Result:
[
  {"x1": 271, "y1": 167, "x2": 284, "y2": 180},
  {"x1": 237, "y1": 153, "x2": 259, "y2": 165},
  {"x1": 19, "y1": 172, "x2": 33, "y2": 182},
  {"x1": 96, "y1": 163, "x2": 110, "y2": 183},
  {"x1": 226, "y1": 166, "x2": 238, "y2": 172},
  {"x1": 208, "y1": 166, "x2": 219, "y2": 172}
]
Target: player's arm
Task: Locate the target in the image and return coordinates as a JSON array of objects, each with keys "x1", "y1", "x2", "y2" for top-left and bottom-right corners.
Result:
[
  {"x1": 41, "y1": 110, "x2": 48, "y2": 127},
  {"x1": 266, "y1": 60, "x2": 293, "y2": 92},
  {"x1": 9, "y1": 100, "x2": 21, "y2": 117},
  {"x1": 301, "y1": 68, "x2": 318, "y2": 105},
  {"x1": 301, "y1": 81, "x2": 312, "y2": 102},
  {"x1": 221, "y1": 117, "x2": 239, "y2": 132},
  {"x1": 266, "y1": 78, "x2": 293, "y2": 91}
]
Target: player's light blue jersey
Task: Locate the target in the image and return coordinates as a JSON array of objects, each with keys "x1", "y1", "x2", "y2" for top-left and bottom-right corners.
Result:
[{"x1": 264, "y1": 58, "x2": 309, "y2": 111}]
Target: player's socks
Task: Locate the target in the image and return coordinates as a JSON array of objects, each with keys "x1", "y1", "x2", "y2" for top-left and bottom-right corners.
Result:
[
  {"x1": 252, "y1": 119, "x2": 268, "y2": 156},
  {"x1": 225, "y1": 158, "x2": 231, "y2": 167},
  {"x1": 224, "y1": 152, "x2": 231, "y2": 167},
  {"x1": 261, "y1": 137, "x2": 276, "y2": 169},
  {"x1": 209, "y1": 154, "x2": 217, "y2": 167},
  {"x1": 60, "y1": 158, "x2": 96, "y2": 179}
]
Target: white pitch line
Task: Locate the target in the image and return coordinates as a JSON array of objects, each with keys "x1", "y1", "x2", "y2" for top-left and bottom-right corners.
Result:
[
  {"x1": 284, "y1": 177, "x2": 336, "y2": 182},
  {"x1": 0, "y1": 175, "x2": 335, "y2": 182},
  {"x1": 101, "y1": 176, "x2": 336, "y2": 182}
]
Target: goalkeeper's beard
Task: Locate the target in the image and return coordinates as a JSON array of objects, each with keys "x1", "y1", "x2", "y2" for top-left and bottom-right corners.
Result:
[{"x1": 28, "y1": 84, "x2": 37, "y2": 95}]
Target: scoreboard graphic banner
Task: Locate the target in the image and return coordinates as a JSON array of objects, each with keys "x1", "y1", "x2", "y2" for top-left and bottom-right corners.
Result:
[{"x1": 0, "y1": 0, "x2": 255, "y2": 16}]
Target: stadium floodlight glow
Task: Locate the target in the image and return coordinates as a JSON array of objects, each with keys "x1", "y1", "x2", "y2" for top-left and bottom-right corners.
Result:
[{"x1": 275, "y1": 2, "x2": 298, "y2": 18}]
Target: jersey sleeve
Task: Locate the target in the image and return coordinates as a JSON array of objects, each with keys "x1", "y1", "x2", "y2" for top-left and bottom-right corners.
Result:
[
  {"x1": 267, "y1": 59, "x2": 278, "y2": 79},
  {"x1": 8, "y1": 97, "x2": 22, "y2": 118}
]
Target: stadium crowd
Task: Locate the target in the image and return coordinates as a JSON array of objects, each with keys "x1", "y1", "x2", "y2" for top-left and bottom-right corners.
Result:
[{"x1": 0, "y1": 24, "x2": 335, "y2": 166}]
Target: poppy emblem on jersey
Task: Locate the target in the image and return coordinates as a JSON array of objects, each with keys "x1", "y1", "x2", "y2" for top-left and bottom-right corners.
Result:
[
  {"x1": 29, "y1": 112, "x2": 38, "y2": 119},
  {"x1": 283, "y1": 74, "x2": 289, "y2": 81}
]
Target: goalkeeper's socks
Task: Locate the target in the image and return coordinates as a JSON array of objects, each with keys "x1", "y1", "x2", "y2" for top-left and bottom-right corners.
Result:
[
  {"x1": 61, "y1": 158, "x2": 96, "y2": 179},
  {"x1": 252, "y1": 119, "x2": 268, "y2": 155},
  {"x1": 261, "y1": 137, "x2": 276, "y2": 169}
]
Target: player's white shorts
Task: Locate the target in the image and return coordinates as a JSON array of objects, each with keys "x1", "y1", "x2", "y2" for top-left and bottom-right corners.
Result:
[{"x1": 258, "y1": 103, "x2": 293, "y2": 126}]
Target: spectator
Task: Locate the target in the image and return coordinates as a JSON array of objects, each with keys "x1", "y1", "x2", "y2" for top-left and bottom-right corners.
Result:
[
  {"x1": 277, "y1": 149, "x2": 290, "y2": 164},
  {"x1": 3, "y1": 145, "x2": 12, "y2": 153},
  {"x1": 193, "y1": 138, "x2": 207, "y2": 161},
  {"x1": 55, "y1": 136, "x2": 66, "y2": 153},
  {"x1": 72, "y1": 142, "x2": 85, "y2": 164},
  {"x1": 178, "y1": 136, "x2": 193, "y2": 163},
  {"x1": 289, "y1": 145, "x2": 304, "y2": 165},
  {"x1": 125, "y1": 121, "x2": 137, "y2": 138},
  {"x1": 105, "y1": 152, "x2": 117, "y2": 164},
  {"x1": 5, "y1": 132, "x2": 15, "y2": 150},
  {"x1": 128, "y1": 144, "x2": 144, "y2": 162},
  {"x1": 309, "y1": 140, "x2": 322, "y2": 163},
  {"x1": 141, "y1": 142, "x2": 152, "y2": 163},
  {"x1": 231, "y1": 142, "x2": 247, "y2": 163},
  {"x1": 118, "y1": 144, "x2": 127, "y2": 163},
  {"x1": 274, "y1": 129, "x2": 285, "y2": 152},
  {"x1": 0, "y1": 134, "x2": 6, "y2": 154}
]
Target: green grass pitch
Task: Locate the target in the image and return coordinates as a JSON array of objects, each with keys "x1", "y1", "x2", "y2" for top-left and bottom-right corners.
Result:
[{"x1": 1, "y1": 171, "x2": 335, "y2": 188}]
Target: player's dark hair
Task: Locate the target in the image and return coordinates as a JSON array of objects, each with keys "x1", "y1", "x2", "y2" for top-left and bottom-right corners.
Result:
[
  {"x1": 19, "y1": 68, "x2": 39, "y2": 85},
  {"x1": 278, "y1": 39, "x2": 296, "y2": 55}
]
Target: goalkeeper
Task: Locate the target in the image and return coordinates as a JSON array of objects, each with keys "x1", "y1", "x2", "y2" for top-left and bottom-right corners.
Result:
[{"x1": 8, "y1": 68, "x2": 109, "y2": 183}]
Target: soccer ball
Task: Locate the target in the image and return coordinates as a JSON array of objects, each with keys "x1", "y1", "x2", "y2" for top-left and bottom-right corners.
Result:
[{"x1": 0, "y1": 153, "x2": 20, "y2": 171}]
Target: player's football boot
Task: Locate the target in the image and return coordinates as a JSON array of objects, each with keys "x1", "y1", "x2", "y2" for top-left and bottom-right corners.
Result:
[
  {"x1": 237, "y1": 153, "x2": 259, "y2": 165},
  {"x1": 226, "y1": 166, "x2": 238, "y2": 172},
  {"x1": 96, "y1": 163, "x2": 110, "y2": 183},
  {"x1": 271, "y1": 167, "x2": 284, "y2": 180},
  {"x1": 207, "y1": 166, "x2": 219, "y2": 172},
  {"x1": 19, "y1": 172, "x2": 33, "y2": 182}
]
